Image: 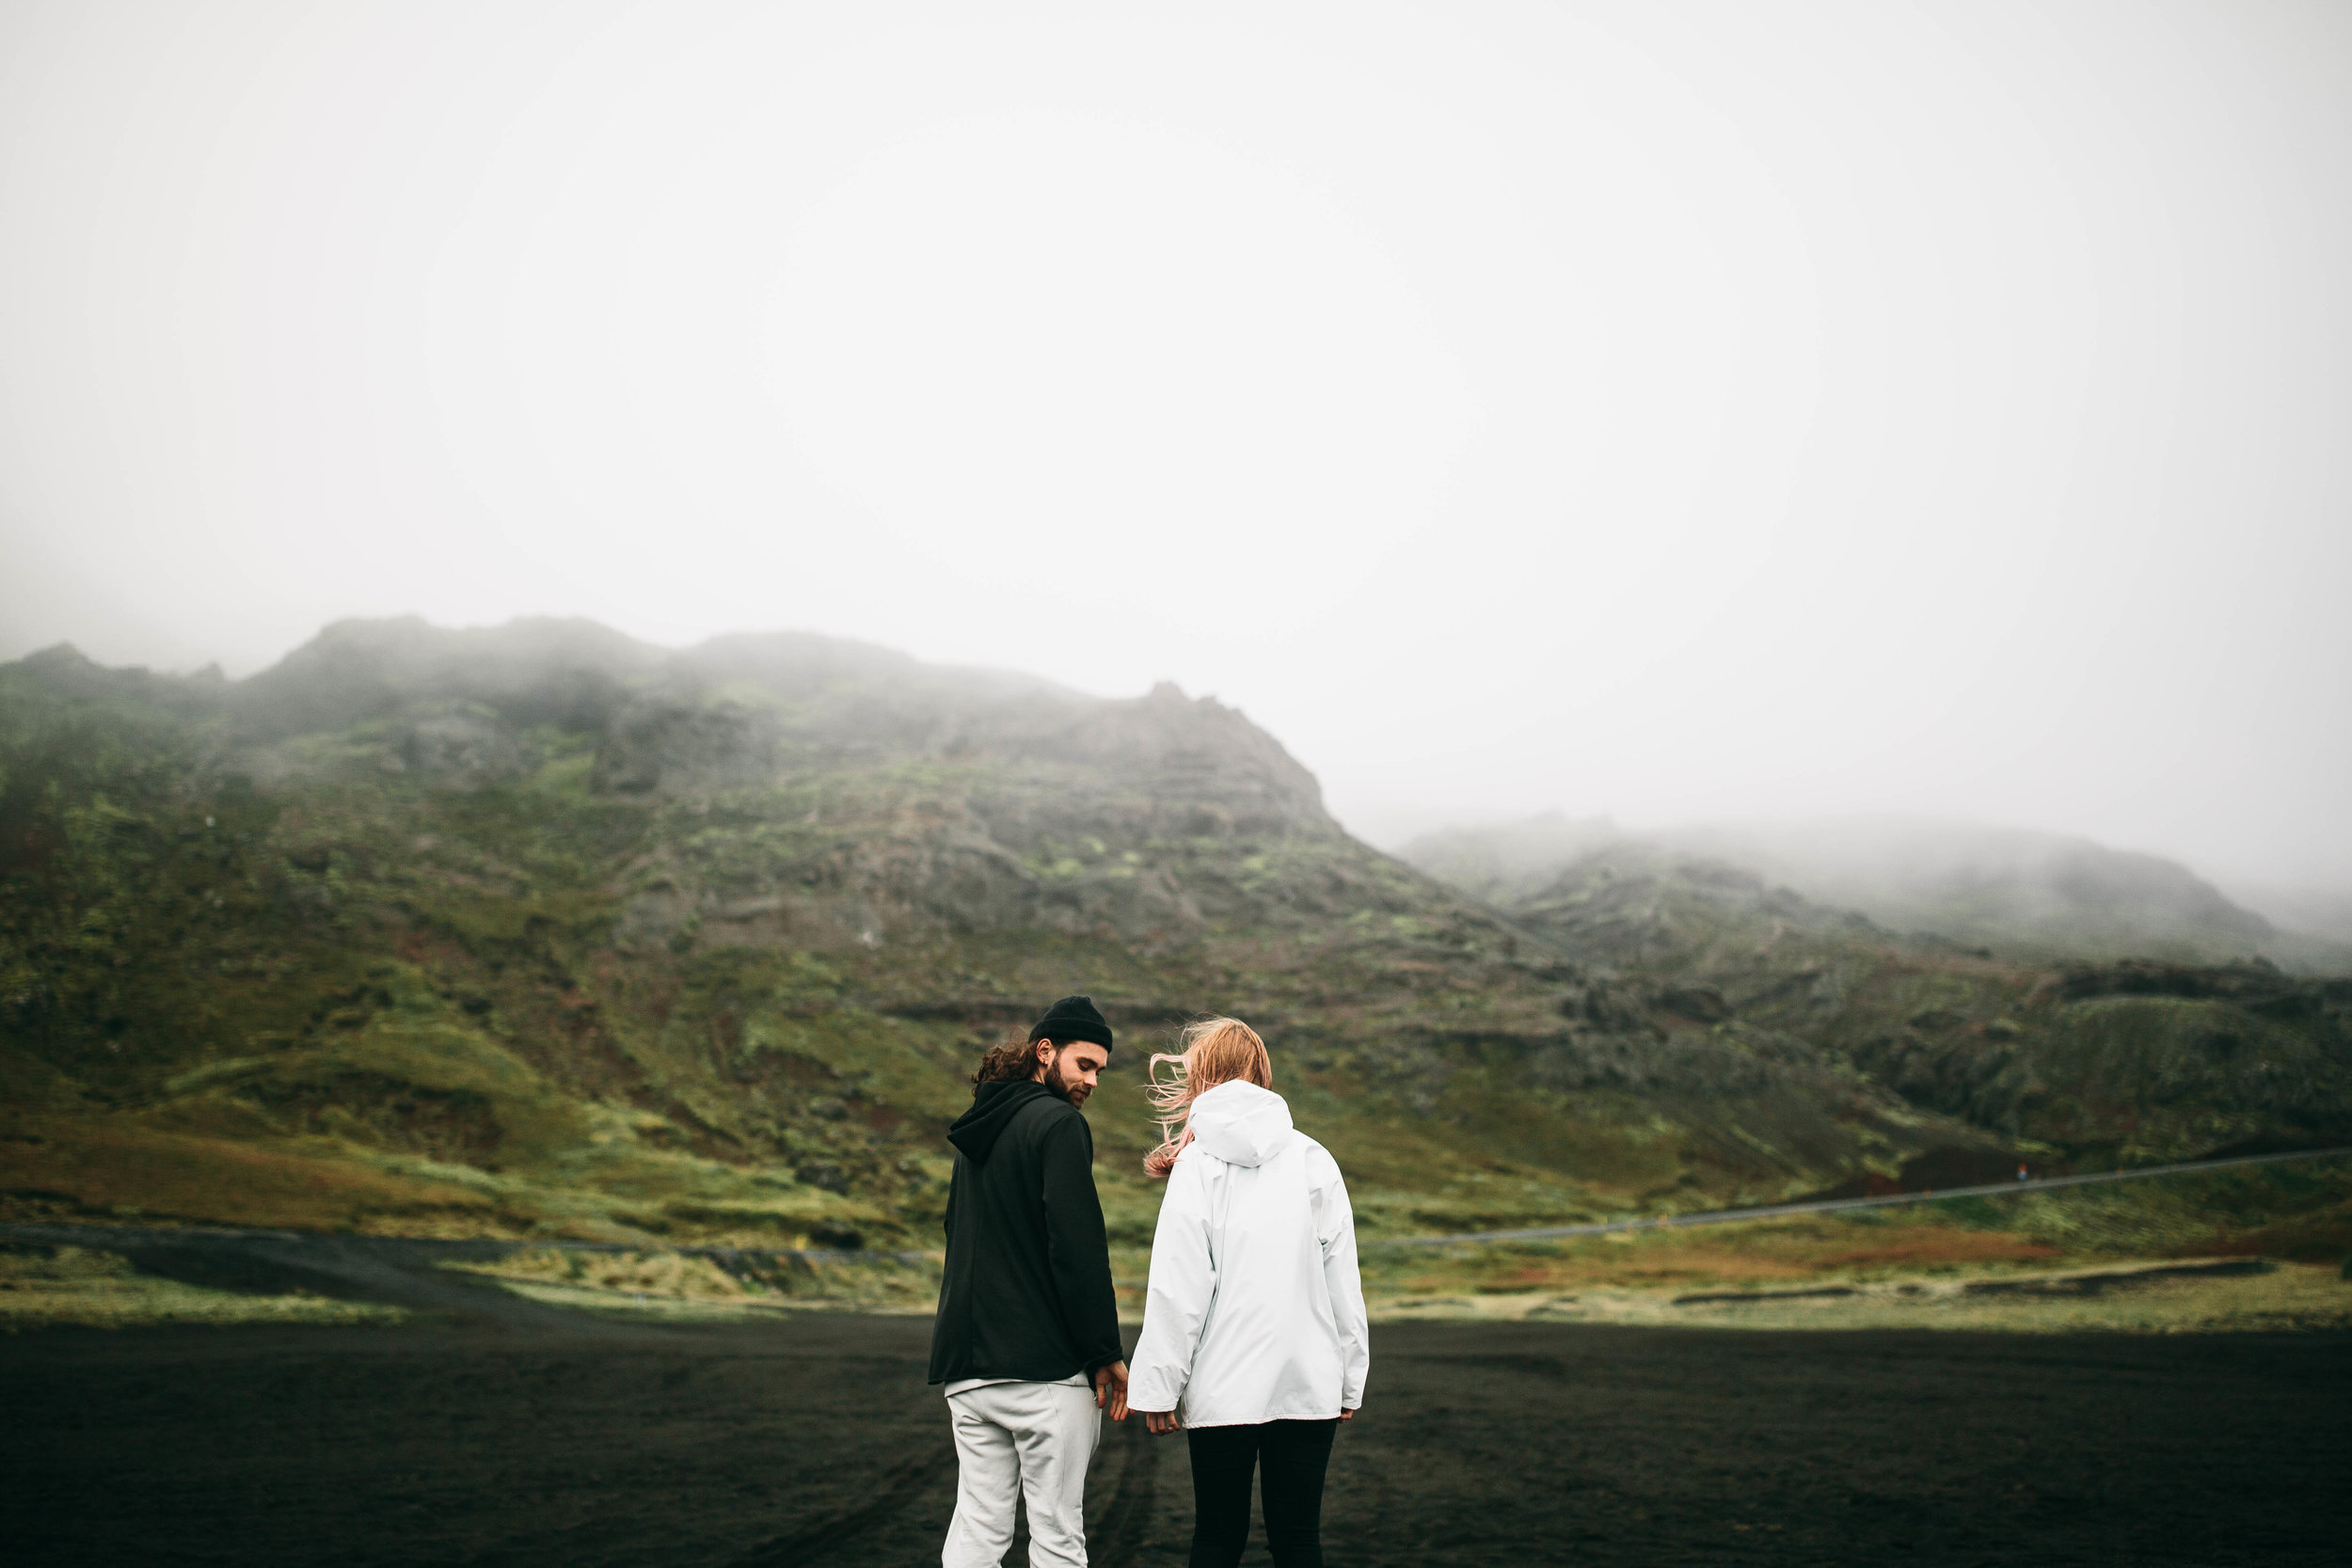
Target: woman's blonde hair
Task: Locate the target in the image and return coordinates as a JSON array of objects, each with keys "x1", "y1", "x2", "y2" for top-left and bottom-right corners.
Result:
[{"x1": 1142, "y1": 1016, "x2": 1273, "y2": 1179}]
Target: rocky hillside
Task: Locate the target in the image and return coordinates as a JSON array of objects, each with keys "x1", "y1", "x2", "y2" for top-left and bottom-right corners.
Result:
[
  {"x1": 6, "y1": 620, "x2": 2337, "y2": 1248},
  {"x1": 1407, "y1": 833, "x2": 2352, "y2": 1174}
]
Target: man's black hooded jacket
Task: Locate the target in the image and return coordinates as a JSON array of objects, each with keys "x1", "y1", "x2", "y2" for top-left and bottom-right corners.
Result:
[{"x1": 927, "y1": 1079, "x2": 1124, "y2": 1386}]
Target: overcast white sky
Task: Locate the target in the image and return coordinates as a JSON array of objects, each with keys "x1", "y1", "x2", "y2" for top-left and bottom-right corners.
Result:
[{"x1": 2, "y1": 1, "x2": 2347, "y2": 888}]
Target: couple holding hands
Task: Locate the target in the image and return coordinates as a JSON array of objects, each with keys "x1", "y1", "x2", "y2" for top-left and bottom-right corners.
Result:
[{"x1": 928, "y1": 996, "x2": 1369, "y2": 1568}]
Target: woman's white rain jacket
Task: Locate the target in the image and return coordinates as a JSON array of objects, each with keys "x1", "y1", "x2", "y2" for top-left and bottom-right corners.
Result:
[{"x1": 1125, "y1": 1080, "x2": 1370, "y2": 1427}]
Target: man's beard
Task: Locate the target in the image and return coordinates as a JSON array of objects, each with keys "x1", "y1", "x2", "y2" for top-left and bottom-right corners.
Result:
[{"x1": 1043, "y1": 1058, "x2": 1091, "y2": 1107}]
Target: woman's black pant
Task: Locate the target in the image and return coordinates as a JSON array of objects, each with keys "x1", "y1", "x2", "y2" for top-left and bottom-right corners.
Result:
[{"x1": 1184, "y1": 1418, "x2": 1340, "y2": 1568}]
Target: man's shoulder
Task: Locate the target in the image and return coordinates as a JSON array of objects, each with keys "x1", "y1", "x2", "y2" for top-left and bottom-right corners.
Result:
[
  {"x1": 1013, "y1": 1087, "x2": 1079, "y2": 1120},
  {"x1": 1009, "y1": 1091, "x2": 1086, "y2": 1140}
]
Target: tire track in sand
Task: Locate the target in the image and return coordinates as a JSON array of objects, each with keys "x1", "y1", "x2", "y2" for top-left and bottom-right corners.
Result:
[
  {"x1": 723, "y1": 1402, "x2": 1151, "y2": 1567},
  {"x1": 1091, "y1": 1414, "x2": 1162, "y2": 1561},
  {"x1": 730, "y1": 1450, "x2": 953, "y2": 1567}
]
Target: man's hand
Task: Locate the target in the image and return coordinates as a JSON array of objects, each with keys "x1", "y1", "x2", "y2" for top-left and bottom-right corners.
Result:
[
  {"x1": 1339, "y1": 1408, "x2": 1356, "y2": 1421},
  {"x1": 1141, "y1": 1409, "x2": 1183, "y2": 1436},
  {"x1": 1093, "y1": 1361, "x2": 1130, "y2": 1421}
]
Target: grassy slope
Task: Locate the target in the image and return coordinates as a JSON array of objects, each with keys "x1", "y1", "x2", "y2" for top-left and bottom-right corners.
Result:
[
  {"x1": 0, "y1": 1244, "x2": 407, "y2": 1330},
  {"x1": 1367, "y1": 1153, "x2": 2352, "y2": 1329},
  {"x1": 62, "y1": 1157, "x2": 2331, "y2": 1334},
  {"x1": 3, "y1": 624, "x2": 2026, "y2": 1249}
]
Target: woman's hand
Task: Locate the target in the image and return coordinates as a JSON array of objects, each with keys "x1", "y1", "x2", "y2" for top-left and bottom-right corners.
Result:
[
  {"x1": 1142, "y1": 1409, "x2": 1184, "y2": 1436},
  {"x1": 1339, "y1": 1408, "x2": 1355, "y2": 1421}
]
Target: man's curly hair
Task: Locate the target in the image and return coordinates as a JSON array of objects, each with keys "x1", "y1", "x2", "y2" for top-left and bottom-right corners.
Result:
[{"x1": 971, "y1": 1032, "x2": 1046, "y2": 1086}]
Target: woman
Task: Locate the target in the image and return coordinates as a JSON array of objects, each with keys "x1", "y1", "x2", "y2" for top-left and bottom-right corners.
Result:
[{"x1": 1125, "y1": 1017, "x2": 1370, "y2": 1568}]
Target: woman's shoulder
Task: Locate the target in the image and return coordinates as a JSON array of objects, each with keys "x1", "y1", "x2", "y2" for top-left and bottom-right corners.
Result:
[{"x1": 1295, "y1": 1132, "x2": 1346, "y2": 1183}]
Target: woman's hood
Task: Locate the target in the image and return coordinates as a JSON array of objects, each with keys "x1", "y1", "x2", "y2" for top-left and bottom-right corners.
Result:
[{"x1": 1187, "y1": 1080, "x2": 1294, "y2": 1167}]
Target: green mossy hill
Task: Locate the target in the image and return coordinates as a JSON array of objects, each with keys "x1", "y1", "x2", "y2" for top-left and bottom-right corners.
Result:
[
  {"x1": 3, "y1": 620, "x2": 2012, "y2": 1245},
  {"x1": 1440, "y1": 838, "x2": 2352, "y2": 1173}
]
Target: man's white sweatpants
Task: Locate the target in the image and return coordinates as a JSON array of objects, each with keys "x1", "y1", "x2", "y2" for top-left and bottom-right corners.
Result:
[{"x1": 941, "y1": 1378, "x2": 1102, "y2": 1568}]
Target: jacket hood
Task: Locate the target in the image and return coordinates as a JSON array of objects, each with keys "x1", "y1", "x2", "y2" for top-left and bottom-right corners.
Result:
[
  {"x1": 949, "y1": 1079, "x2": 1056, "y2": 1165},
  {"x1": 1187, "y1": 1080, "x2": 1294, "y2": 1167}
]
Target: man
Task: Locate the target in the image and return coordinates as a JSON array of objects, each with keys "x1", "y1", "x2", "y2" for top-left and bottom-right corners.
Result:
[{"x1": 930, "y1": 994, "x2": 1130, "y2": 1568}]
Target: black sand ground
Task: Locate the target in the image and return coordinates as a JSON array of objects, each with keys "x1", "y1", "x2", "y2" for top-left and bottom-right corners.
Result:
[{"x1": 5, "y1": 1286, "x2": 2346, "y2": 1568}]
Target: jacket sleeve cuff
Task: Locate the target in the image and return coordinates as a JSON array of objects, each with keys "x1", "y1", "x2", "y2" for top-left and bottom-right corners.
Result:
[{"x1": 1126, "y1": 1367, "x2": 1185, "y2": 1410}]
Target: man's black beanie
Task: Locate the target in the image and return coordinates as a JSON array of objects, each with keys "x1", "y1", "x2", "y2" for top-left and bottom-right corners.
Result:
[{"x1": 1028, "y1": 994, "x2": 1114, "y2": 1053}]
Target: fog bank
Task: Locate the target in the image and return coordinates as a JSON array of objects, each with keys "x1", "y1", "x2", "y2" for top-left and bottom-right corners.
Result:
[{"x1": 3, "y1": 1, "x2": 2346, "y2": 887}]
